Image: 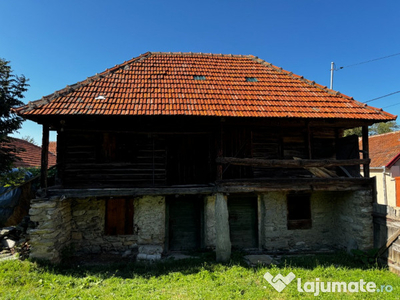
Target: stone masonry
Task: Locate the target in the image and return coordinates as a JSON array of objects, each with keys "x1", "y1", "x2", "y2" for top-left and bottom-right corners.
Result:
[
  {"x1": 203, "y1": 190, "x2": 374, "y2": 254},
  {"x1": 28, "y1": 197, "x2": 71, "y2": 263},
  {"x1": 134, "y1": 195, "x2": 165, "y2": 260},
  {"x1": 333, "y1": 190, "x2": 374, "y2": 251},
  {"x1": 28, "y1": 189, "x2": 374, "y2": 263},
  {"x1": 71, "y1": 198, "x2": 137, "y2": 254}
]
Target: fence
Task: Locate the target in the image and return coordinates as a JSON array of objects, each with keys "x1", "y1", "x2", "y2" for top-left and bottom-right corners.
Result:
[{"x1": 373, "y1": 203, "x2": 400, "y2": 275}]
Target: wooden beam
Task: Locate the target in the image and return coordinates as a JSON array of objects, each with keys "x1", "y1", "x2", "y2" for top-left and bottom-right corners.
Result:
[
  {"x1": 47, "y1": 177, "x2": 376, "y2": 198},
  {"x1": 377, "y1": 227, "x2": 400, "y2": 258},
  {"x1": 217, "y1": 178, "x2": 375, "y2": 192},
  {"x1": 216, "y1": 157, "x2": 370, "y2": 168},
  {"x1": 40, "y1": 124, "x2": 49, "y2": 192},
  {"x1": 362, "y1": 125, "x2": 370, "y2": 178}
]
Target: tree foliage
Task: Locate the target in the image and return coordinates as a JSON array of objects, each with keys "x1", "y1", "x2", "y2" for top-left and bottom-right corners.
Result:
[
  {"x1": 344, "y1": 121, "x2": 399, "y2": 137},
  {"x1": 369, "y1": 121, "x2": 399, "y2": 136},
  {"x1": 20, "y1": 135, "x2": 38, "y2": 146},
  {"x1": 0, "y1": 58, "x2": 29, "y2": 173}
]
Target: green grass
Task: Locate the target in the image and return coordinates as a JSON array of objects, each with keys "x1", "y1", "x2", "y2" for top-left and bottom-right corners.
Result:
[{"x1": 0, "y1": 252, "x2": 399, "y2": 299}]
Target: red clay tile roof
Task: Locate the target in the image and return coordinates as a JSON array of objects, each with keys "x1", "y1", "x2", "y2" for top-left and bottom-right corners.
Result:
[
  {"x1": 48, "y1": 141, "x2": 57, "y2": 156},
  {"x1": 361, "y1": 131, "x2": 400, "y2": 168},
  {"x1": 14, "y1": 52, "x2": 396, "y2": 121},
  {"x1": 9, "y1": 138, "x2": 57, "y2": 168}
]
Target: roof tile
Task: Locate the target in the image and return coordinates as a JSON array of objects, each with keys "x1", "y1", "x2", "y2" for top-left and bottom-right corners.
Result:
[
  {"x1": 8, "y1": 138, "x2": 57, "y2": 168},
  {"x1": 14, "y1": 52, "x2": 396, "y2": 121},
  {"x1": 361, "y1": 131, "x2": 400, "y2": 168}
]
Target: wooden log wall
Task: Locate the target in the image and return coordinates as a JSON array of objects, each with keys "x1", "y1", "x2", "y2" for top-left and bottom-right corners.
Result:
[
  {"x1": 251, "y1": 130, "x2": 281, "y2": 178},
  {"x1": 62, "y1": 132, "x2": 167, "y2": 188},
  {"x1": 221, "y1": 126, "x2": 253, "y2": 179},
  {"x1": 56, "y1": 116, "x2": 362, "y2": 188}
]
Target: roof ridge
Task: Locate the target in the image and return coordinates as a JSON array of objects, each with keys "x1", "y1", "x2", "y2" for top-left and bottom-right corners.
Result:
[
  {"x1": 368, "y1": 130, "x2": 400, "y2": 139},
  {"x1": 10, "y1": 137, "x2": 57, "y2": 158},
  {"x1": 11, "y1": 137, "x2": 43, "y2": 150},
  {"x1": 149, "y1": 51, "x2": 254, "y2": 58}
]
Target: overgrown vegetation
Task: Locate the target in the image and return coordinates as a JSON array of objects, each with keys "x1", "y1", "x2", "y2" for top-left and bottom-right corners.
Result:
[
  {"x1": 0, "y1": 252, "x2": 398, "y2": 299},
  {"x1": 0, "y1": 167, "x2": 40, "y2": 188},
  {"x1": 0, "y1": 167, "x2": 57, "y2": 189}
]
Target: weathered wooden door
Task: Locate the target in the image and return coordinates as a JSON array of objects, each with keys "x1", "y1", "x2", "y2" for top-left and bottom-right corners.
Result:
[
  {"x1": 167, "y1": 196, "x2": 203, "y2": 250},
  {"x1": 228, "y1": 195, "x2": 258, "y2": 249}
]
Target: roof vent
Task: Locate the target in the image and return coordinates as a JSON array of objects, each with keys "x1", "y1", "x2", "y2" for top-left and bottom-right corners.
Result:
[
  {"x1": 245, "y1": 77, "x2": 258, "y2": 82},
  {"x1": 95, "y1": 95, "x2": 106, "y2": 100},
  {"x1": 193, "y1": 75, "x2": 206, "y2": 80}
]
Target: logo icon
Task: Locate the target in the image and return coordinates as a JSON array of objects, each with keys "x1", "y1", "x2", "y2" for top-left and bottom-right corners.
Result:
[{"x1": 264, "y1": 272, "x2": 296, "y2": 292}]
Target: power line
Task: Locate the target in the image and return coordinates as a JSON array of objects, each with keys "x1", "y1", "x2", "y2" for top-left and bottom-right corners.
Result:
[
  {"x1": 383, "y1": 102, "x2": 400, "y2": 109},
  {"x1": 336, "y1": 52, "x2": 400, "y2": 70},
  {"x1": 364, "y1": 90, "x2": 400, "y2": 103}
]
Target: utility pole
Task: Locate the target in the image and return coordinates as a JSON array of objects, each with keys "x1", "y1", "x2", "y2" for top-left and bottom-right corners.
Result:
[{"x1": 330, "y1": 62, "x2": 334, "y2": 90}]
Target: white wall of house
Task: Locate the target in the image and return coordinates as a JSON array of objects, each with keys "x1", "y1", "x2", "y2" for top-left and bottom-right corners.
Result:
[{"x1": 369, "y1": 165, "x2": 399, "y2": 207}]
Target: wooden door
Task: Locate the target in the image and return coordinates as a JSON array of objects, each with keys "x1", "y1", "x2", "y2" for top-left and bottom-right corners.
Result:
[
  {"x1": 228, "y1": 195, "x2": 258, "y2": 249},
  {"x1": 167, "y1": 196, "x2": 203, "y2": 250}
]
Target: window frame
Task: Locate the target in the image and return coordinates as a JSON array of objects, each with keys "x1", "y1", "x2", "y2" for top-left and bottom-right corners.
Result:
[{"x1": 286, "y1": 193, "x2": 312, "y2": 230}]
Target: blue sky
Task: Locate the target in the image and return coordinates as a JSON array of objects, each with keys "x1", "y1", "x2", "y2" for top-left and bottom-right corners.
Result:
[{"x1": 2, "y1": 0, "x2": 400, "y2": 143}]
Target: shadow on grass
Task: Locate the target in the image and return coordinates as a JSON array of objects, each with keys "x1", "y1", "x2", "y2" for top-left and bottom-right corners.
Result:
[{"x1": 30, "y1": 250, "x2": 388, "y2": 280}]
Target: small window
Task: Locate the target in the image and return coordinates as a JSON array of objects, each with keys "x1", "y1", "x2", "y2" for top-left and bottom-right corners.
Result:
[
  {"x1": 287, "y1": 194, "x2": 312, "y2": 230},
  {"x1": 245, "y1": 77, "x2": 258, "y2": 82},
  {"x1": 105, "y1": 198, "x2": 134, "y2": 235},
  {"x1": 193, "y1": 75, "x2": 206, "y2": 80}
]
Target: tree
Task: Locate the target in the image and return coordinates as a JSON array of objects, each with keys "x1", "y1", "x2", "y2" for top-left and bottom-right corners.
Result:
[
  {"x1": 369, "y1": 121, "x2": 399, "y2": 136},
  {"x1": 344, "y1": 121, "x2": 399, "y2": 137},
  {"x1": 0, "y1": 58, "x2": 29, "y2": 173},
  {"x1": 343, "y1": 127, "x2": 362, "y2": 137},
  {"x1": 20, "y1": 135, "x2": 38, "y2": 146}
]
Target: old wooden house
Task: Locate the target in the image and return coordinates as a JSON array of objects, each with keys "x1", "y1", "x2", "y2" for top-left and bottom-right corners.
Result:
[{"x1": 14, "y1": 52, "x2": 397, "y2": 262}]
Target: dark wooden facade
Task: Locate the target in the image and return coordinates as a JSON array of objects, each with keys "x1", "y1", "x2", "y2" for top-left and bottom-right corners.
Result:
[{"x1": 41, "y1": 115, "x2": 371, "y2": 191}]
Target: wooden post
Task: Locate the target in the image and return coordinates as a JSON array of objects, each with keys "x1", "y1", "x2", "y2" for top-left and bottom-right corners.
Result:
[
  {"x1": 362, "y1": 125, "x2": 370, "y2": 178},
  {"x1": 307, "y1": 121, "x2": 312, "y2": 159},
  {"x1": 216, "y1": 120, "x2": 224, "y2": 180},
  {"x1": 56, "y1": 130, "x2": 64, "y2": 186},
  {"x1": 41, "y1": 124, "x2": 49, "y2": 192}
]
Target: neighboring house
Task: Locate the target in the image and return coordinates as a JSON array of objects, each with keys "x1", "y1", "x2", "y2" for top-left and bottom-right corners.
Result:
[
  {"x1": 13, "y1": 52, "x2": 397, "y2": 263},
  {"x1": 360, "y1": 131, "x2": 400, "y2": 207},
  {"x1": 10, "y1": 138, "x2": 57, "y2": 168},
  {"x1": 48, "y1": 141, "x2": 57, "y2": 157}
]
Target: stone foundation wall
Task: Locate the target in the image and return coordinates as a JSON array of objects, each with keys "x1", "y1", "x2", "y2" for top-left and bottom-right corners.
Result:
[
  {"x1": 204, "y1": 191, "x2": 374, "y2": 253},
  {"x1": 28, "y1": 197, "x2": 72, "y2": 263},
  {"x1": 134, "y1": 195, "x2": 165, "y2": 246},
  {"x1": 333, "y1": 190, "x2": 374, "y2": 251},
  {"x1": 28, "y1": 189, "x2": 374, "y2": 262},
  {"x1": 260, "y1": 192, "x2": 335, "y2": 251},
  {"x1": 71, "y1": 198, "x2": 137, "y2": 254},
  {"x1": 134, "y1": 196, "x2": 165, "y2": 260}
]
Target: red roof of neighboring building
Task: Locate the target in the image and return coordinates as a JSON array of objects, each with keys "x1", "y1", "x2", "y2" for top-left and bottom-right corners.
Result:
[
  {"x1": 10, "y1": 138, "x2": 57, "y2": 168},
  {"x1": 49, "y1": 141, "x2": 57, "y2": 156},
  {"x1": 362, "y1": 131, "x2": 400, "y2": 168},
  {"x1": 14, "y1": 52, "x2": 396, "y2": 121}
]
